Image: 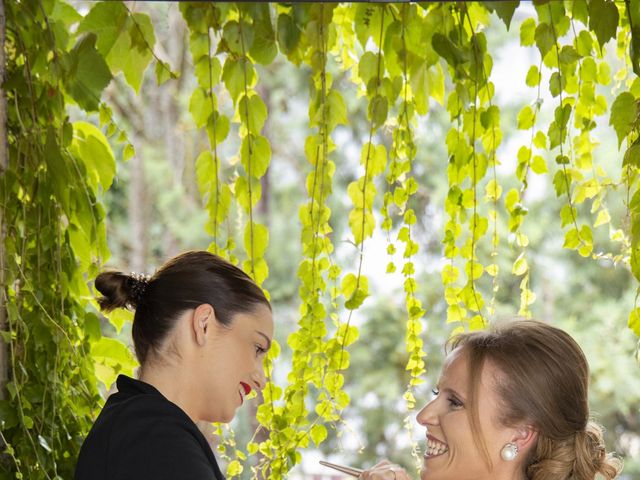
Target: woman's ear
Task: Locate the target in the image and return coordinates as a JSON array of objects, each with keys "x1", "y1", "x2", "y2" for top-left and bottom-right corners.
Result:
[
  {"x1": 191, "y1": 303, "x2": 215, "y2": 346},
  {"x1": 513, "y1": 424, "x2": 538, "y2": 456}
]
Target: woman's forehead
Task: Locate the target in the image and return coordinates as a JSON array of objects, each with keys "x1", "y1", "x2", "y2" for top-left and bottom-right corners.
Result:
[
  {"x1": 440, "y1": 347, "x2": 501, "y2": 395},
  {"x1": 439, "y1": 348, "x2": 470, "y2": 389}
]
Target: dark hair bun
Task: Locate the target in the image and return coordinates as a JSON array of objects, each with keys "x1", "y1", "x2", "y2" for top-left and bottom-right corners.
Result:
[{"x1": 94, "y1": 271, "x2": 148, "y2": 312}]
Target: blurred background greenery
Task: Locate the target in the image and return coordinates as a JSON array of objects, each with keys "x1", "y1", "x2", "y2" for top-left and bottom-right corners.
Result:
[{"x1": 79, "y1": 2, "x2": 640, "y2": 477}]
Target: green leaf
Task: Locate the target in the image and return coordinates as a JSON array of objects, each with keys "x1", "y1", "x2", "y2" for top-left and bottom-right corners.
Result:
[
  {"x1": 222, "y1": 58, "x2": 255, "y2": 104},
  {"x1": 588, "y1": 0, "x2": 619, "y2": 50},
  {"x1": 594, "y1": 208, "x2": 611, "y2": 227},
  {"x1": 630, "y1": 26, "x2": 640, "y2": 77},
  {"x1": 77, "y1": 1, "x2": 128, "y2": 56},
  {"x1": 629, "y1": 308, "x2": 640, "y2": 336},
  {"x1": 530, "y1": 155, "x2": 548, "y2": 174},
  {"x1": 207, "y1": 112, "x2": 230, "y2": 145},
  {"x1": 155, "y1": 61, "x2": 177, "y2": 86},
  {"x1": 84, "y1": 312, "x2": 102, "y2": 341},
  {"x1": 326, "y1": 89, "x2": 348, "y2": 130},
  {"x1": 103, "y1": 13, "x2": 156, "y2": 93},
  {"x1": 534, "y1": 23, "x2": 554, "y2": 58},
  {"x1": 239, "y1": 93, "x2": 268, "y2": 133},
  {"x1": 189, "y1": 88, "x2": 213, "y2": 128},
  {"x1": 194, "y1": 56, "x2": 221, "y2": 89},
  {"x1": 575, "y1": 30, "x2": 594, "y2": 57},
  {"x1": 359, "y1": 51, "x2": 379, "y2": 85},
  {"x1": 441, "y1": 264, "x2": 459, "y2": 284},
  {"x1": 512, "y1": 252, "x2": 528, "y2": 276},
  {"x1": 559, "y1": 45, "x2": 580, "y2": 65},
  {"x1": 360, "y1": 143, "x2": 387, "y2": 177},
  {"x1": 345, "y1": 286, "x2": 368, "y2": 310},
  {"x1": 222, "y1": 20, "x2": 254, "y2": 56},
  {"x1": 368, "y1": 95, "x2": 388, "y2": 128},
  {"x1": 484, "y1": 1, "x2": 519, "y2": 30},
  {"x1": 123, "y1": 143, "x2": 135, "y2": 161},
  {"x1": 106, "y1": 308, "x2": 133, "y2": 334},
  {"x1": 624, "y1": 143, "x2": 640, "y2": 167},
  {"x1": 310, "y1": 424, "x2": 327, "y2": 446},
  {"x1": 517, "y1": 105, "x2": 535, "y2": 130},
  {"x1": 241, "y1": 134, "x2": 271, "y2": 178},
  {"x1": 244, "y1": 222, "x2": 269, "y2": 259},
  {"x1": 432, "y1": 33, "x2": 469, "y2": 67},
  {"x1": 92, "y1": 337, "x2": 138, "y2": 387},
  {"x1": 341, "y1": 273, "x2": 358, "y2": 299},
  {"x1": 249, "y1": 7, "x2": 277, "y2": 65},
  {"x1": 580, "y1": 57, "x2": 597, "y2": 82},
  {"x1": 597, "y1": 62, "x2": 612, "y2": 85},
  {"x1": 485, "y1": 179, "x2": 502, "y2": 202},
  {"x1": 447, "y1": 304, "x2": 466, "y2": 323},
  {"x1": 525, "y1": 65, "x2": 540, "y2": 87},
  {"x1": 609, "y1": 92, "x2": 637, "y2": 148},
  {"x1": 563, "y1": 227, "x2": 581, "y2": 249},
  {"x1": 549, "y1": 71, "x2": 565, "y2": 97},
  {"x1": 520, "y1": 18, "x2": 536, "y2": 46},
  {"x1": 235, "y1": 176, "x2": 262, "y2": 211},
  {"x1": 227, "y1": 460, "x2": 243, "y2": 477},
  {"x1": 71, "y1": 121, "x2": 116, "y2": 190},
  {"x1": 276, "y1": 13, "x2": 301, "y2": 57},
  {"x1": 65, "y1": 34, "x2": 112, "y2": 111},
  {"x1": 533, "y1": 130, "x2": 547, "y2": 149}
]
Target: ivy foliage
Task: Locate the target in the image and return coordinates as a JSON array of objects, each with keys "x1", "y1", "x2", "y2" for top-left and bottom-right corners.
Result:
[{"x1": 3, "y1": 1, "x2": 640, "y2": 479}]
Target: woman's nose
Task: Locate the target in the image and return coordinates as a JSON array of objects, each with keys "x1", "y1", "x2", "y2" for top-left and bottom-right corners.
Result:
[{"x1": 416, "y1": 399, "x2": 439, "y2": 426}]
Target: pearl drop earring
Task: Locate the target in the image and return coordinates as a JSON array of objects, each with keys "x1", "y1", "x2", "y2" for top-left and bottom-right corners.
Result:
[{"x1": 500, "y1": 442, "x2": 519, "y2": 461}]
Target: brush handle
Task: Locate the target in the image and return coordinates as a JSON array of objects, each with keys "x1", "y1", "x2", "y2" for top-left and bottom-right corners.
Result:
[{"x1": 319, "y1": 460, "x2": 363, "y2": 477}]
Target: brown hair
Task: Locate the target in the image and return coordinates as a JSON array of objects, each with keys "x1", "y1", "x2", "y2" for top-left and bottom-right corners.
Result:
[
  {"x1": 95, "y1": 251, "x2": 270, "y2": 364},
  {"x1": 448, "y1": 319, "x2": 622, "y2": 479}
]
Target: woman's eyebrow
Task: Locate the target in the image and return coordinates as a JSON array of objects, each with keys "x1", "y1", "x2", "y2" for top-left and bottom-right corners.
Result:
[{"x1": 256, "y1": 331, "x2": 272, "y2": 349}]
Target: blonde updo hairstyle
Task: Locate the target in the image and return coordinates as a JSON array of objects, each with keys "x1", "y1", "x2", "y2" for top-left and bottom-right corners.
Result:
[{"x1": 448, "y1": 320, "x2": 622, "y2": 480}]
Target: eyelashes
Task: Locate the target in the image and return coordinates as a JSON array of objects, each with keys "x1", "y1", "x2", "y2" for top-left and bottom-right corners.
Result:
[{"x1": 431, "y1": 387, "x2": 464, "y2": 409}]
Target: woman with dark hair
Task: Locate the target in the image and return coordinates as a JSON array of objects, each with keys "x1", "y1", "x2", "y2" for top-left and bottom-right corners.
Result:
[
  {"x1": 75, "y1": 251, "x2": 273, "y2": 480},
  {"x1": 360, "y1": 320, "x2": 622, "y2": 480}
]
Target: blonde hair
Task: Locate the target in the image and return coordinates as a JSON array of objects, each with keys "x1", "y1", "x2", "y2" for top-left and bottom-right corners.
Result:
[{"x1": 448, "y1": 320, "x2": 622, "y2": 479}]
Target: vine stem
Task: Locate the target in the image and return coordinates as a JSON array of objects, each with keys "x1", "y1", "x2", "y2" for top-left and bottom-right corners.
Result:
[
  {"x1": 206, "y1": 16, "x2": 221, "y2": 255},
  {"x1": 337, "y1": 3, "x2": 386, "y2": 383},
  {"x1": 238, "y1": 13, "x2": 255, "y2": 279},
  {"x1": 280, "y1": 5, "x2": 333, "y2": 461},
  {"x1": 462, "y1": 7, "x2": 485, "y2": 323},
  {"x1": 124, "y1": 4, "x2": 174, "y2": 79},
  {"x1": 0, "y1": 0, "x2": 7, "y2": 403},
  {"x1": 549, "y1": 5, "x2": 584, "y2": 246}
]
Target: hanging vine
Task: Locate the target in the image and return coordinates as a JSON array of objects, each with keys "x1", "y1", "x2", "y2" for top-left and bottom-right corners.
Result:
[
  {"x1": 181, "y1": 2, "x2": 232, "y2": 259},
  {"x1": 4, "y1": 2, "x2": 640, "y2": 479},
  {"x1": 379, "y1": 3, "x2": 427, "y2": 467},
  {"x1": 1, "y1": 0, "x2": 125, "y2": 477}
]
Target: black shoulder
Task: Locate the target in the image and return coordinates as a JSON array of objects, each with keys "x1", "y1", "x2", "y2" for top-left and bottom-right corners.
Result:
[{"x1": 107, "y1": 395, "x2": 222, "y2": 479}]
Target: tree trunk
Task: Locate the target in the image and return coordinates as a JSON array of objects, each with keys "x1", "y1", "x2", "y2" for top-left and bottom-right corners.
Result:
[
  {"x1": 0, "y1": 0, "x2": 8, "y2": 401},
  {"x1": 129, "y1": 151, "x2": 148, "y2": 274}
]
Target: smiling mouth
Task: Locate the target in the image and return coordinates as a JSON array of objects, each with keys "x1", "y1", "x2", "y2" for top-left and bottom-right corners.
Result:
[{"x1": 425, "y1": 436, "x2": 449, "y2": 459}]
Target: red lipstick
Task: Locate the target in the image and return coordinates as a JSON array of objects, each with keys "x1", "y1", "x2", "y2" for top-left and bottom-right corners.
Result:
[{"x1": 240, "y1": 382, "x2": 252, "y2": 395}]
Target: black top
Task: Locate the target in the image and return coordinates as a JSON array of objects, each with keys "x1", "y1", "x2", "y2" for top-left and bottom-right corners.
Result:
[{"x1": 75, "y1": 375, "x2": 225, "y2": 480}]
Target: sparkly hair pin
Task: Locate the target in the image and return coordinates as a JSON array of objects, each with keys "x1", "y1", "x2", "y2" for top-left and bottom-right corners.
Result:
[{"x1": 129, "y1": 272, "x2": 150, "y2": 306}]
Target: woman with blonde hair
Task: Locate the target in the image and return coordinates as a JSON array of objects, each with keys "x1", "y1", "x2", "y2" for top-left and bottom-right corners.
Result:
[{"x1": 360, "y1": 320, "x2": 622, "y2": 480}]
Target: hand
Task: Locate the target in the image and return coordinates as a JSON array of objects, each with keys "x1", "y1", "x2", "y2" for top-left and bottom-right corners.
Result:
[{"x1": 359, "y1": 460, "x2": 411, "y2": 480}]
